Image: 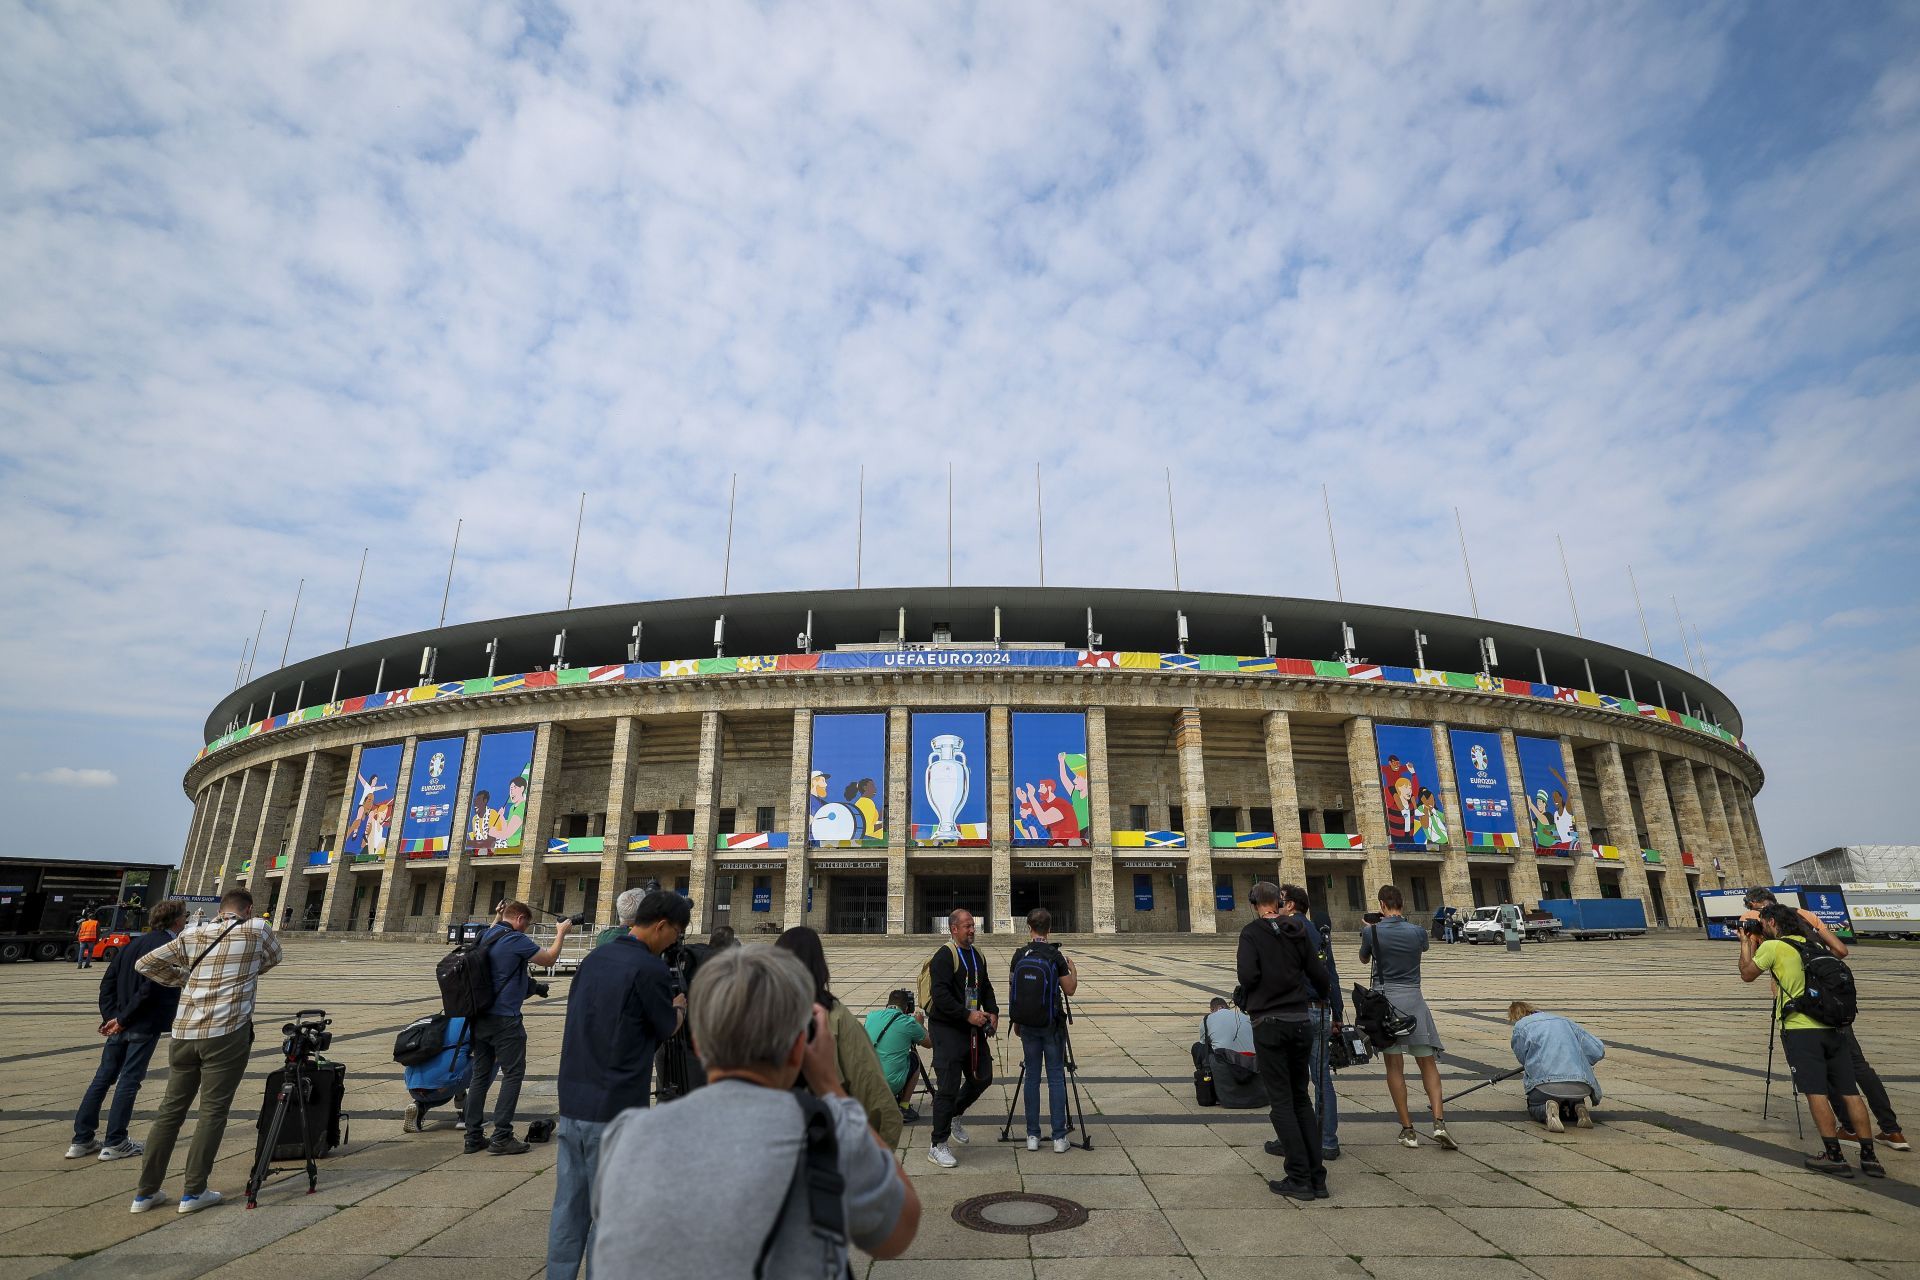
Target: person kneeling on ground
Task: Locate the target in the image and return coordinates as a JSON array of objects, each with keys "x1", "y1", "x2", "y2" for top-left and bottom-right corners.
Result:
[
  {"x1": 589, "y1": 946, "x2": 921, "y2": 1277},
  {"x1": 1194, "y1": 996, "x2": 1266, "y2": 1110},
  {"x1": 865, "y1": 989, "x2": 929, "y2": 1122},
  {"x1": 1507, "y1": 1001, "x2": 1604, "y2": 1132}
]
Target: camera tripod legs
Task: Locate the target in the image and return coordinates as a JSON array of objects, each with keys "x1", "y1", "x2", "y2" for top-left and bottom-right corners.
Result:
[
  {"x1": 996, "y1": 1026, "x2": 1093, "y2": 1151},
  {"x1": 246, "y1": 1058, "x2": 318, "y2": 1209}
]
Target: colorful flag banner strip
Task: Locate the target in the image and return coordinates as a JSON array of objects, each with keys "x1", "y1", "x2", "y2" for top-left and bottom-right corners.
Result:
[
  {"x1": 627, "y1": 834, "x2": 691, "y2": 853},
  {"x1": 1211, "y1": 831, "x2": 1277, "y2": 849},
  {"x1": 1640, "y1": 848, "x2": 1663, "y2": 864},
  {"x1": 1303, "y1": 833, "x2": 1365, "y2": 852},
  {"x1": 1591, "y1": 844, "x2": 1624, "y2": 861},
  {"x1": 547, "y1": 836, "x2": 607, "y2": 855},
  {"x1": 1114, "y1": 830, "x2": 1186, "y2": 848},
  {"x1": 1468, "y1": 832, "x2": 1522, "y2": 849},
  {"x1": 716, "y1": 832, "x2": 790, "y2": 851}
]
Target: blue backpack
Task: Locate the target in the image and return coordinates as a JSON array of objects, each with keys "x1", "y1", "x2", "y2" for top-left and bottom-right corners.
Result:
[
  {"x1": 404, "y1": 1016, "x2": 472, "y2": 1099},
  {"x1": 1009, "y1": 944, "x2": 1061, "y2": 1029}
]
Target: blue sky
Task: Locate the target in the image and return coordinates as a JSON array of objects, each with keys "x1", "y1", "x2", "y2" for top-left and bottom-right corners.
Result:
[{"x1": 3, "y1": 2, "x2": 1916, "y2": 872}]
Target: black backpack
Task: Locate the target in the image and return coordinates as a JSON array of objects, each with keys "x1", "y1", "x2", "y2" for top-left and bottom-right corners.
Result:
[
  {"x1": 436, "y1": 928, "x2": 503, "y2": 1021},
  {"x1": 1008, "y1": 943, "x2": 1061, "y2": 1029},
  {"x1": 1779, "y1": 937, "x2": 1857, "y2": 1029},
  {"x1": 392, "y1": 1013, "x2": 451, "y2": 1066}
]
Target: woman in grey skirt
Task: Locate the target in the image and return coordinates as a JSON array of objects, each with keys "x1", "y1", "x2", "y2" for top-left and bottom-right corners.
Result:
[{"x1": 1358, "y1": 885, "x2": 1457, "y2": 1150}]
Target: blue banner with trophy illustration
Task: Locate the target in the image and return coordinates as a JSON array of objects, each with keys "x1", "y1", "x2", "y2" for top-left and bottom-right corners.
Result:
[
  {"x1": 1373, "y1": 723, "x2": 1449, "y2": 849},
  {"x1": 1011, "y1": 712, "x2": 1090, "y2": 846},
  {"x1": 1449, "y1": 729, "x2": 1516, "y2": 840},
  {"x1": 344, "y1": 742, "x2": 404, "y2": 860},
  {"x1": 399, "y1": 735, "x2": 466, "y2": 857},
  {"x1": 911, "y1": 711, "x2": 989, "y2": 845},
  {"x1": 1515, "y1": 734, "x2": 1580, "y2": 852},
  {"x1": 808, "y1": 713, "x2": 888, "y2": 848},
  {"x1": 466, "y1": 729, "x2": 535, "y2": 857}
]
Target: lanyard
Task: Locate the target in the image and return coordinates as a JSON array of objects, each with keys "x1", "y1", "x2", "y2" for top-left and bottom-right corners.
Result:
[{"x1": 957, "y1": 946, "x2": 978, "y2": 986}]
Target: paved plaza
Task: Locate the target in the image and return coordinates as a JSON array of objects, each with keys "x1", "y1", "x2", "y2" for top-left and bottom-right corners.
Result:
[{"x1": 1, "y1": 931, "x2": 1917, "y2": 1278}]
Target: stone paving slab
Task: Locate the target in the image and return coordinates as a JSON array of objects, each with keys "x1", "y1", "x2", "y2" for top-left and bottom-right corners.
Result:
[{"x1": 2, "y1": 932, "x2": 1916, "y2": 1277}]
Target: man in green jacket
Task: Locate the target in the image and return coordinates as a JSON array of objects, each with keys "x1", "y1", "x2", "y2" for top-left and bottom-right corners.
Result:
[{"x1": 864, "y1": 989, "x2": 928, "y2": 1121}]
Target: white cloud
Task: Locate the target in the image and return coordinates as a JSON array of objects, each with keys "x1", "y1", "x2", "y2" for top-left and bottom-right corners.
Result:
[{"x1": 18, "y1": 768, "x2": 119, "y2": 788}]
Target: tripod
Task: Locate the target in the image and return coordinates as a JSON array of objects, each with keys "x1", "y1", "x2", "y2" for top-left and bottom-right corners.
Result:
[
  {"x1": 997, "y1": 994, "x2": 1093, "y2": 1150},
  {"x1": 246, "y1": 1047, "x2": 319, "y2": 1208},
  {"x1": 1761, "y1": 984, "x2": 1805, "y2": 1140}
]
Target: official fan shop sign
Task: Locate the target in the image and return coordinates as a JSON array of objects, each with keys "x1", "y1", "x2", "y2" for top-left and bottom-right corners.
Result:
[
  {"x1": 1449, "y1": 729, "x2": 1516, "y2": 840},
  {"x1": 1133, "y1": 874, "x2": 1155, "y2": 910},
  {"x1": 751, "y1": 884, "x2": 772, "y2": 912}
]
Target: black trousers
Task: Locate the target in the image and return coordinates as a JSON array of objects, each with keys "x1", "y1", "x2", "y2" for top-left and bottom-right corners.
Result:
[
  {"x1": 463, "y1": 1015, "x2": 528, "y2": 1142},
  {"x1": 929, "y1": 1023, "x2": 992, "y2": 1145},
  {"x1": 1253, "y1": 1016, "x2": 1324, "y2": 1187},
  {"x1": 1832, "y1": 1028, "x2": 1899, "y2": 1133}
]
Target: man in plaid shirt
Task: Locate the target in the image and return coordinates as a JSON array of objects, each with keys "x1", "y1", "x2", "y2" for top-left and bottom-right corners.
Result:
[{"x1": 129, "y1": 888, "x2": 282, "y2": 1214}]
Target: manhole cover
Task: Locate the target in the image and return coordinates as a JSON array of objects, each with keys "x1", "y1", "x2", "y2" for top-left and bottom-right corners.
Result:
[{"x1": 951, "y1": 1191, "x2": 1089, "y2": 1236}]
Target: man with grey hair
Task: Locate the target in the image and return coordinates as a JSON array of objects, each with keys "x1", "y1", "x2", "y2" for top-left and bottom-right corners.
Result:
[
  {"x1": 591, "y1": 946, "x2": 921, "y2": 1278},
  {"x1": 594, "y1": 888, "x2": 649, "y2": 946}
]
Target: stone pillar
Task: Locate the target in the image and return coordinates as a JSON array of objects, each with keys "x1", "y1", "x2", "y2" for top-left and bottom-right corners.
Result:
[
  {"x1": 181, "y1": 779, "x2": 222, "y2": 895},
  {"x1": 318, "y1": 744, "x2": 365, "y2": 931},
  {"x1": 1559, "y1": 738, "x2": 1603, "y2": 898},
  {"x1": 593, "y1": 717, "x2": 641, "y2": 928},
  {"x1": 1087, "y1": 706, "x2": 1117, "y2": 935},
  {"x1": 375, "y1": 737, "x2": 422, "y2": 933},
  {"x1": 1721, "y1": 773, "x2": 1763, "y2": 883},
  {"x1": 1593, "y1": 742, "x2": 1655, "y2": 914},
  {"x1": 784, "y1": 710, "x2": 811, "y2": 931},
  {"x1": 1662, "y1": 757, "x2": 1713, "y2": 888},
  {"x1": 1343, "y1": 716, "x2": 1393, "y2": 899},
  {"x1": 1735, "y1": 782, "x2": 1771, "y2": 879},
  {"x1": 1174, "y1": 708, "x2": 1218, "y2": 934},
  {"x1": 518, "y1": 722, "x2": 567, "y2": 913},
  {"x1": 1429, "y1": 724, "x2": 1473, "y2": 910},
  {"x1": 886, "y1": 707, "x2": 910, "y2": 936},
  {"x1": 219, "y1": 767, "x2": 265, "y2": 894},
  {"x1": 245, "y1": 758, "x2": 301, "y2": 907},
  {"x1": 689, "y1": 713, "x2": 723, "y2": 930},
  {"x1": 988, "y1": 706, "x2": 1013, "y2": 934},
  {"x1": 1697, "y1": 768, "x2": 1744, "y2": 884},
  {"x1": 178, "y1": 787, "x2": 213, "y2": 896},
  {"x1": 1265, "y1": 711, "x2": 1307, "y2": 890},
  {"x1": 440, "y1": 730, "x2": 485, "y2": 930},
  {"x1": 278, "y1": 751, "x2": 337, "y2": 923},
  {"x1": 1496, "y1": 730, "x2": 1546, "y2": 908},
  {"x1": 1630, "y1": 752, "x2": 1692, "y2": 928}
]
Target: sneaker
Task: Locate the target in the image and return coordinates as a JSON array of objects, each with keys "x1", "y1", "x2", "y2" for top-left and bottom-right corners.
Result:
[
  {"x1": 488, "y1": 1136, "x2": 531, "y2": 1156},
  {"x1": 65, "y1": 1140, "x2": 102, "y2": 1159},
  {"x1": 950, "y1": 1121, "x2": 970, "y2": 1145},
  {"x1": 129, "y1": 1192, "x2": 168, "y2": 1214},
  {"x1": 1876, "y1": 1130, "x2": 1910, "y2": 1151},
  {"x1": 1053, "y1": 1137, "x2": 1069, "y2": 1154},
  {"x1": 1398, "y1": 1126, "x2": 1419, "y2": 1149},
  {"x1": 1321, "y1": 1146, "x2": 1341, "y2": 1162},
  {"x1": 98, "y1": 1140, "x2": 143, "y2": 1161},
  {"x1": 1861, "y1": 1155, "x2": 1886, "y2": 1179},
  {"x1": 177, "y1": 1189, "x2": 223, "y2": 1214},
  {"x1": 1544, "y1": 1106, "x2": 1565, "y2": 1133},
  {"x1": 463, "y1": 1139, "x2": 487, "y2": 1155},
  {"x1": 1311, "y1": 1176, "x2": 1330, "y2": 1200},
  {"x1": 1432, "y1": 1123, "x2": 1458, "y2": 1151},
  {"x1": 1572, "y1": 1097, "x2": 1594, "y2": 1129},
  {"x1": 402, "y1": 1102, "x2": 421, "y2": 1134},
  {"x1": 1804, "y1": 1151, "x2": 1856, "y2": 1178},
  {"x1": 455, "y1": 1120, "x2": 467, "y2": 1132},
  {"x1": 1837, "y1": 1124, "x2": 1863, "y2": 1143},
  {"x1": 1263, "y1": 1139, "x2": 1286, "y2": 1156},
  {"x1": 1268, "y1": 1178, "x2": 1316, "y2": 1200},
  {"x1": 1026, "y1": 1135, "x2": 1040, "y2": 1152},
  {"x1": 927, "y1": 1143, "x2": 958, "y2": 1168},
  {"x1": 900, "y1": 1106, "x2": 920, "y2": 1124}
]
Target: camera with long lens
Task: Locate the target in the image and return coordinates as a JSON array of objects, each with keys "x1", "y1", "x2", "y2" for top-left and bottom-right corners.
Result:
[
  {"x1": 1738, "y1": 917, "x2": 1767, "y2": 938},
  {"x1": 529, "y1": 979, "x2": 552, "y2": 999},
  {"x1": 280, "y1": 1011, "x2": 332, "y2": 1062}
]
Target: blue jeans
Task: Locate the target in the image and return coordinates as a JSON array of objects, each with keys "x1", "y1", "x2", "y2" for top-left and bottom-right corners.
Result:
[
  {"x1": 547, "y1": 1115, "x2": 607, "y2": 1280},
  {"x1": 1021, "y1": 1025, "x2": 1068, "y2": 1140},
  {"x1": 1310, "y1": 1007, "x2": 1339, "y2": 1153},
  {"x1": 73, "y1": 1031, "x2": 160, "y2": 1147}
]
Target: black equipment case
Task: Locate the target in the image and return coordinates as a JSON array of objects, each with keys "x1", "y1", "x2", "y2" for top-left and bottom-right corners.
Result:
[{"x1": 254, "y1": 1060, "x2": 348, "y2": 1161}]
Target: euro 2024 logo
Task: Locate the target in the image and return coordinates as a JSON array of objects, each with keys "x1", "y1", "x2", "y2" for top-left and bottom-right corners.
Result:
[
  {"x1": 426, "y1": 752, "x2": 447, "y2": 790},
  {"x1": 1469, "y1": 744, "x2": 1490, "y2": 775}
]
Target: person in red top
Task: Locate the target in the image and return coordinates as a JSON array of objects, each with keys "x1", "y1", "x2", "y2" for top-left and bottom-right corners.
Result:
[
  {"x1": 1017, "y1": 780, "x2": 1081, "y2": 844},
  {"x1": 76, "y1": 914, "x2": 100, "y2": 970}
]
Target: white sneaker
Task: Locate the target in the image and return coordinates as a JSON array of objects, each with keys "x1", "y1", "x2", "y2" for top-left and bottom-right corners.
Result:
[
  {"x1": 177, "y1": 1189, "x2": 222, "y2": 1214},
  {"x1": 1572, "y1": 1096, "x2": 1594, "y2": 1129},
  {"x1": 1053, "y1": 1137, "x2": 1070, "y2": 1154},
  {"x1": 403, "y1": 1102, "x2": 421, "y2": 1134},
  {"x1": 65, "y1": 1140, "x2": 102, "y2": 1159},
  {"x1": 1398, "y1": 1126, "x2": 1419, "y2": 1148},
  {"x1": 99, "y1": 1140, "x2": 143, "y2": 1161},
  {"x1": 129, "y1": 1193, "x2": 168, "y2": 1214},
  {"x1": 1026, "y1": 1135, "x2": 1040, "y2": 1152},
  {"x1": 950, "y1": 1121, "x2": 970, "y2": 1145},
  {"x1": 1544, "y1": 1106, "x2": 1565, "y2": 1133},
  {"x1": 1432, "y1": 1123, "x2": 1458, "y2": 1151},
  {"x1": 927, "y1": 1144, "x2": 958, "y2": 1168}
]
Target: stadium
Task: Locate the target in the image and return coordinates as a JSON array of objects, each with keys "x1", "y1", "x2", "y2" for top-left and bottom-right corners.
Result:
[{"x1": 177, "y1": 586, "x2": 1766, "y2": 937}]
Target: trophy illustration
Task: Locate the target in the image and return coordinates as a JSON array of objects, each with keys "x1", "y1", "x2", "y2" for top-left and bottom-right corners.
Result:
[{"x1": 924, "y1": 733, "x2": 970, "y2": 841}]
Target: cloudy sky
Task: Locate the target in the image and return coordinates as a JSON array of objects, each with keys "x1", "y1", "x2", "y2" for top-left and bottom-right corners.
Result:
[{"x1": 4, "y1": 2, "x2": 1916, "y2": 872}]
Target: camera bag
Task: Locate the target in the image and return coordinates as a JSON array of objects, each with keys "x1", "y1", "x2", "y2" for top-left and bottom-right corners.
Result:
[
  {"x1": 1008, "y1": 943, "x2": 1061, "y2": 1029},
  {"x1": 1779, "y1": 937, "x2": 1858, "y2": 1028},
  {"x1": 1193, "y1": 1024, "x2": 1219, "y2": 1106},
  {"x1": 254, "y1": 1059, "x2": 348, "y2": 1162},
  {"x1": 392, "y1": 1013, "x2": 451, "y2": 1066},
  {"x1": 436, "y1": 927, "x2": 504, "y2": 1020}
]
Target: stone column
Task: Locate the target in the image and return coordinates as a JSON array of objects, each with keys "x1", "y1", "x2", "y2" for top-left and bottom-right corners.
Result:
[
  {"x1": 1087, "y1": 706, "x2": 1117, "y2": 935},
  {"x1": 1735, "y1": 782, "x2": 1771, "y2": 878},
  {"x1": 178, "y1": 787, "x2": 213, "y2": 896},
  {"x1": 180, "y1": 779, "x2": 221, "y2": 895},
  {"x1": 1593, "y1": 742, "x2": 1655, "y2": 915},
  {"x1": 1496, "y1": 730, "x2": 1547, "y2": 908},
  {"x1": 689, "y1": 712, "x2": 723, "y2": 930},
  {"x1": 319, "y1": 744, "x2": 365, "y2": 931},
  {"x1": 1720, "y1": 772, "x2": 1762, "y2": 883},
  {"x1": 440, "y1": 730, "x2": 485, "y2": 930},
  {"x1": 517, "y1": 722, "x2": 567, "y2": 913},
  {"x1": 375, "y1": 737, "x2": 422, "y2": 933},
  {"x1": 244, "y1": 758, "x2": 301, "y2": 907},
  {"x1": 1343, "y1": 716, "x2": 1393, "y2": 899},
  {"x1": 886, "y1": 707, "x2": 910, "y2": 935},
  {"x1": 988, "y1": 705, "x2": 1014, "y2": 933},
  {"x1": 593, "y1": 717, "x2": 641, "y2": 928},
  {"x1": 1265, "y1": 711, "x2": 1307, "y2": 889},
  {"x1": 1697, "y1": 768, "x2": 1744, "y2": 884},
  {"x1": 1429, "y1": 724, "x2": 1473, "y2": 910},
  {"x1": 1630, "y1": 752, "x2": 1692, "y2": 928},
  {"x1": 1174, "y1": 708, "x2": 1218, "y2": 934},
  {"x1": 1662, "y1": 757, "x2": 1713, "y2": 886},
  {"x1": 219, "y1": 767, "x2": 265, "y2": 894},
  {"x1": 278, "y1": 751, "x2": 337, "y2": 922},
  {"x1": 784, "y1": 709, "x2": 811, "y2": 931},
  {"x1": 1559, "y1": 738, "x2": 1602, "y2": 898}
]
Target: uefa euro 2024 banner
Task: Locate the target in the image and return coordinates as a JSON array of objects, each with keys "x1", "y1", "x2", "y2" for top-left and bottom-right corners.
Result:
[
  {"x1": 911, "y1": 711, "x2": 989, "y2": 845},
  {"x1": 399, "y1": 734, "x2": 466, "y2": 858},
  {"x1": 344, "y1": 742, "x2": 404, "y2": 859},
  {"x1": 466, "y1": 729, "x2": 534, "y2": 856},
  {"x1": 1373, "y1": 723, "x2": 1448, "y2": 849},
  {"x1": 1515, "y1": 734, "x2": 1581, "y2": 852},
  {"x1": 1449, "y1": 729, "x2": 1515, "y2": 839},
  {"x1": 1012, "y1": 712, "x2": 1090, "y2": 847},
  {"x1": 808, "y1": 713, "x2": 887, "y2": 848}
]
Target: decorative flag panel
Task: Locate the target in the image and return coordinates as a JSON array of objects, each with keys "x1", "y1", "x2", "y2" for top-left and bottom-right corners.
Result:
[
  {"x1": 467, "y1": 730, "x2": 535, "y2": 857},
  {"x1": 343, "y1": 742, "x2": 404, "y2": 859},
  {"x1": 1374, "y1": 723, "x2": 1449, "y2": 850},
  {"x1": 808, "y1": 713, "x2": 888, "y2": 848},
  {"x1": 1515, "y1": 734, "x2": 1581, "y2": 852},
  {"x1": 1011, "y1": 712, "x2": 1090, "y2": 847},
  {"x1": 911, "y1": 712, "x2": 989, "y2": 845},
  {"x1": 1449, "y1": 729, "x2": 1516, "y2": 840},
  {"x1": 399, "y1": 734, "x2": 466, "y2": 855}
]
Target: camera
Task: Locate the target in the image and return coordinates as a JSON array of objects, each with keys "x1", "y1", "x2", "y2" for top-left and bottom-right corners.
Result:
[
  {"x1": 889, "y1": 988, "x2": 916, "y2": 1015},
  {"x1": 281, "y1": 1010, "x2": 332, "y2": 1061},
  {"x1": 1738, "y1": 917, "x2": 1766, "y2": 938},
  {"x1": 530, "y1": 980, "x2": 551, "y2": 999}
]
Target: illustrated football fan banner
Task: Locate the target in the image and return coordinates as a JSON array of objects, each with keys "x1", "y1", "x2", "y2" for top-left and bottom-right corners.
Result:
[
  {"x1": 808, "y1": 713, "x2": 887, "y2": 848},
  {"x1": 1515, "y1": 734, "x2": 1580, "y2": 852},
  {"x1": 910, "y1": 711, "x2": 989, "y2": 845},
  {"x1": 1448, "y1": 729, "x2": 1516, "y2": 841},
  {"x1": 344, "y1": 742, "x2": 404, "y2": 859},
  {"x1": 1011, "y1": 712, "x2": 1090, "y2": 847},
  {"x1": 1373, "y1": 723, "x2": 1448, "y2": 849},
  {"x1": 399, "y1": 735, "x2": 466, "y2": 857},
  {"x1": 466, "y1": 729, "x2": 535, "y2": 856}
]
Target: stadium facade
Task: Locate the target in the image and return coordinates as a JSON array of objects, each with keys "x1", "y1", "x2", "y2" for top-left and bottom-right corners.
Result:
[{"x1": 178, "y1": 587, "x2": 1767, "y2": 936}]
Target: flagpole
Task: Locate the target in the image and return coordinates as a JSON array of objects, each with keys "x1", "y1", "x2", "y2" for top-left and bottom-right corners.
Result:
[
  {"x1": 233, "y1": 637, "x2": 251, "y2": 690},
  {"x1": 855, "y1": 465, "x2": 864, "y2": 590},
  {"x1": 343, "y1": 547, "x2": 367, "y2": 649},
  {"x1": 278, "y1": 578, "x2": 304, "y2": 668},
  {"x1": 565, "y1": 491, "x2": 586, "y2": 610},
  {"x1": 1454, "y1": 507, "x2": 1480, "y2": 618},
  {"x1": 722, "y1": 473, "x2": 737, "y2": 595},
  {"x1": 1692, "y1": 622, "x2": 1712, "y2": 680},
  {"x1": 1671, "y1": 596, "x2": 1697, "y2": 673},
  {"x1": 946, "y1": 462, "x2": 953, "y2": 589},
  {"x1": 245, "y1": 609, "x2": 267, "y2": 683},
  {"x1": 1322, "y1": 483, "x2": 1344, "y2": 602},
  {"x1": 1556, "y1": 534, "x2": 1583, "y2": 637},
  {"x1": 1164, "y1": 467, "x2": 1182, "y2": 592},
  {"x1": 1627, "y1": 564, "x2": 1654, "y2": 656},
  {"x1": 438, "y1": 518, "x2": 462, "y2": 629},
  {"x1": 1035, "y1": 463, "x2": 1046, "y2": 587}
]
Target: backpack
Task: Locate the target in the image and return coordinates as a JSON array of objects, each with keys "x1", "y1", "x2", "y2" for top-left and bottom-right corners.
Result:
[
  {"x1": 403, "y1": 1018, "x2": 472, "y2": 1099},
  {"x1": 392, "y1": 1013, "x2": 451, "y2": 1066},
  {"x1": 1779, "y1": 937, "x2": 1857, "y2": 1029},
  {"x1": 915, "y1": 942, "x2": 956, "y2": 1016},
  {"x1": 1008, "y1": 943, "x2": 1061, "y2": 1029},
  {"x1": 436, "y1": 927, "x2": 503, "y2": 1020}
]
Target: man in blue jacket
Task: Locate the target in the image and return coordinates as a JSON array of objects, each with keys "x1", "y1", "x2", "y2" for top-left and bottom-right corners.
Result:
[
  {"x1": 66, "y1": 899, "x2": 187, "y2": 1162},
  {"x1": 1507, "y1": 1001, "x2": 1605, "y2": 1131}
]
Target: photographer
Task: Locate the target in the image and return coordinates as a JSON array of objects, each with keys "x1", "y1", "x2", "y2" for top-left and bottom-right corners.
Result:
[
  {"x1": 1507, "y1": 1001, "x2": 1605, "y2": 1131},
  {"x1": 1359, "y1": 885, "x2": 1456, "y2": 1152},
  {"x1": 589, "y1": 946, "x2": 920, "y2": 1277},
  {"x1": 463, "y1": 900, "x2": 571, "y2": 1156},
  {"x1": 67, "y1": 899, "x2": 186, "y2": 1162},
  {"x1": 1238, "y1": 881, "x2": 1331, "y2": 1200},
  {"x1": 1739, "y1": 905, "x2": 1884, "y2": 1177},
  {"x1": 925, "y1": 908, "x2": 997, "y2": 1169},
  {"x1": 130, "y1": 888, "x2": 281, "y2": 1214},
  {"x1": 1009, "y1": 907, "x2": 1077, "y2": 1153},
  {"x1": 547, "y1": 889, "x2": 687, "y2": 1280},
  {"x1": 1281, "y1": 890, "x2": 1344, "y2": 1163},
  {"x1": 776, "y1": 926, "x2": 902, "y2": 1147},
  {"x1": 864, "y1": 990, "x2": 928, "y2": 1121}
]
